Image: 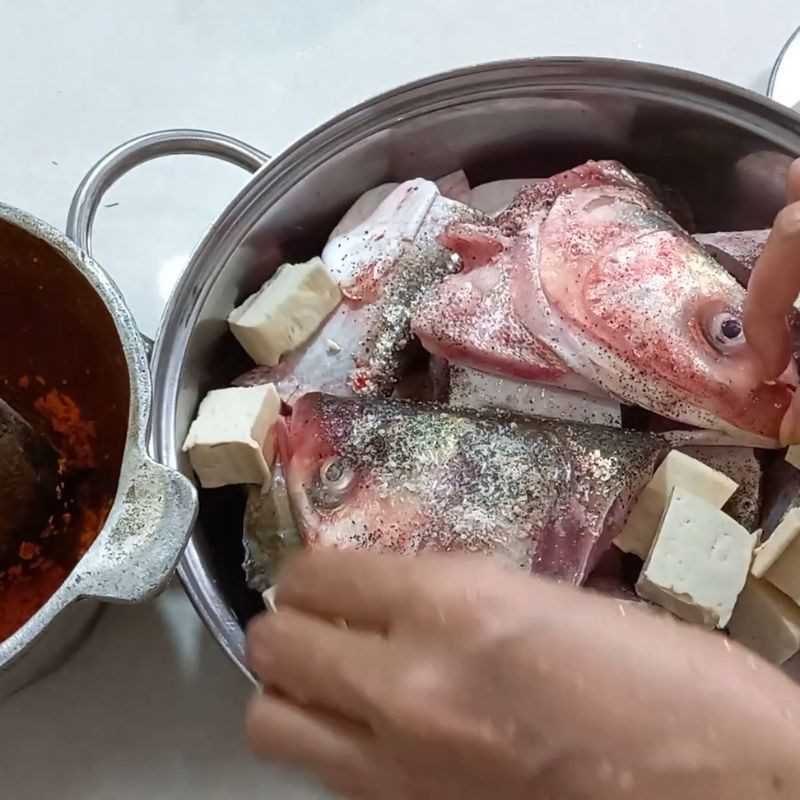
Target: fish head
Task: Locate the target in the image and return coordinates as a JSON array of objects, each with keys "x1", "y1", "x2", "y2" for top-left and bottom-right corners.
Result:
[
  {"x1": 533, "y1": 162, "x2": 797, "y2": 444},
  {"x1": 281, "y1": 393, "x2": 425, "y2": 548}
]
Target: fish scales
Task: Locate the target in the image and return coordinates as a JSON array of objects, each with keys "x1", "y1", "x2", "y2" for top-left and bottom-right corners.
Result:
[{"x1": 284, "y1": 393, "x2": 667, "y2": 584}]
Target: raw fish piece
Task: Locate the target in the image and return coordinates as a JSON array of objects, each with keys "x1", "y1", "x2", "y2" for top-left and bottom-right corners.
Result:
[{"x1": 281, "y1": 393, "x2": 667, "y2": 585}]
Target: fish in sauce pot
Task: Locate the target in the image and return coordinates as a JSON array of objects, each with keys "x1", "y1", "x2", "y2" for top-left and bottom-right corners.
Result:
[{"x1": 280, "y1": 392, "x2": 668, "y2": 584}]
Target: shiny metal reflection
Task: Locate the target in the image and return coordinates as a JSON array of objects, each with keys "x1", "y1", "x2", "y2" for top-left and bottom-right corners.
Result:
[{"x1": 769, "y1": 26, "x2": 800, "y2": 111}]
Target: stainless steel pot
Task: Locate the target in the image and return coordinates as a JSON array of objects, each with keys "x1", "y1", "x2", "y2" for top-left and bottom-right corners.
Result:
[
  {"x1": 0, "y1": 204, "x2": 200, "y2": 698},
  {"x1": 67, "y1": 58, "x2": 800, "y2": 682}
]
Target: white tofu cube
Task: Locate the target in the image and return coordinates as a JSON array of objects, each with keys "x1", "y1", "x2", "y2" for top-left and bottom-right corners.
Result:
[
  {"x1": 729, "y1": 576, "x2": 800, "y2": 664},
  {"x1": 182, "y1": 384, "x2": 281, "y2": 488},
  {"x1": 757, "y1": 510, "x2": 800, "y2": 604},
  {"x1": 635, "y1": 488, "x2": 756, "y2": 629},
  {"x1": 615, "y1": 451, "x2": 738, "y2": 559},
  {"x1": 228, "y1": 257, "x2": 341, "y2": 367}
]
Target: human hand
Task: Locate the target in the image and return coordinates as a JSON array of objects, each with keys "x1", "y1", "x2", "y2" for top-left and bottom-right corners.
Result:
[
  {"x1": 246, "y1": 549, "x2": 800, "y2": 799},
  {"x1": 743, "y1": 158, "x2": 800, "y2": 443}
]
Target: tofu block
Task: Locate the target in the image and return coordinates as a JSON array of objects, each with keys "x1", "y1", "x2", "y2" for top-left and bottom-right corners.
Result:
[
  {"x1": 182, "y1": 384, "x2": 281, "y2": 488},
  {"x1": 636, "y1": 488, "x2": 757, "y2": 629},
  {"x1": 759, "y1": 510, "x2": 800, "y2": 604},
  {"x1": 615, "y1": 451, "x2": 738, "y2": 559},
  {"x1": 786, "y1": 445, "x2": 800, "y2": 471},
  {"x1": 228, "y1": 258, "x2": 341, "y2": 366},
  {"x1": 752, "y1": 509, "x2": 800, "y2": 578},
  {"x1": 729, "y1": 576, "x2": 800, "y2": 664}
]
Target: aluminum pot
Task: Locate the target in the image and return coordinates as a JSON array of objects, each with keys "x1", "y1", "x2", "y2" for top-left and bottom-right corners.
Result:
[
  {"x1": 68, "y1": 58, "x2": 800, "y2": 682},
  {"x1": 0, "y1": 204, "x2": 203, "y2": 698}
]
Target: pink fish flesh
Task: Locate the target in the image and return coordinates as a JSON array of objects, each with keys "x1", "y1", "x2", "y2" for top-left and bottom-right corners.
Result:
[
  {"x1": 414, "y1": 161, "x2": 796, "y2": 444},
  {"x1": 412, "y1": 221, "x2": 599, "y2": 393}
]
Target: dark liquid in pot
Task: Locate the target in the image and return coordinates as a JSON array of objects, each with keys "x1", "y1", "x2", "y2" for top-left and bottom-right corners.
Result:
[{"x1": 0, "y1": 219, "x2": 129, "y2": 642}]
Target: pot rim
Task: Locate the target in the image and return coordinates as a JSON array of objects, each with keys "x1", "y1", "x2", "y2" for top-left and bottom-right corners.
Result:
[
  {"x1": 0, "y1": 202, "x2": 196, "y2": 673},
  {"x1": 147, "y1": 56, "x2": 800, "y2": 676}
]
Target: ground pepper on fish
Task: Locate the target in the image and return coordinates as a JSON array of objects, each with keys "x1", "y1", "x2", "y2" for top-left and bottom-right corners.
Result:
[
  {"x1": 285, "y1": 394, "x2": 668, "y2": 584},
  {"x1": 349, "y1": 203, "x2": 485, "y2": 396}
]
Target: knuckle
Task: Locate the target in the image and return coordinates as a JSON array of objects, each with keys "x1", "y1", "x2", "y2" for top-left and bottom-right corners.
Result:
[{"x1": 379, "y1": 659, "x2": 449, "y2": 734}]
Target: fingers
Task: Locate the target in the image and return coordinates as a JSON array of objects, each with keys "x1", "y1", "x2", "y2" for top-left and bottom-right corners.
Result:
[
  {"x1": 788, "y1": 159, "x2": 800, "y2": 203},
  {"x1": 743, "y1": 200, "x2": 800, "y2": 378},
  {"x1": 247, "y1": 607, "x2": 391, "y2": 723},
  {"x1": 245, "y1": 691, "x2": 378, "y2": 797},
  {"x1": 274, "y1": 548, "x2": 430, "y2": 629},
  {"x1": 275, "y1": 548, "x2": 549, "y2": 635}
]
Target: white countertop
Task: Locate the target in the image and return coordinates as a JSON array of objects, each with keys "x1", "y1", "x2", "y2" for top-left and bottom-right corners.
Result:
[{"x1": 0, "y1": 2, "x2": 798, "y2": 797}]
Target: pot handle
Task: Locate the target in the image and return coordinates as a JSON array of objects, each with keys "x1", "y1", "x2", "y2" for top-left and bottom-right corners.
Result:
[
  {"x1": 67, "y1": 128, "x2": 269, "y2": 255},
  {"x1": 62, "y1": 129, "x2": 268, "y2": 602},
  {"x1": 66, "y1": 454, "x2": 198, "y2": 604},
  {"x1": 66, "y1": 129, "x2": 269, "y2": 354}
]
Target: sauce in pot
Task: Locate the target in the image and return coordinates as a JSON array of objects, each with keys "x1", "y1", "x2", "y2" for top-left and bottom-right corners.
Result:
[{"x1": 0, "y1": 219, "x2": 129, "y2": 641}]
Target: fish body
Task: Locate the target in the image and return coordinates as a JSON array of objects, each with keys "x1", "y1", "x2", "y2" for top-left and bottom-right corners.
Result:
[
  {"x1": 328, "y1": 170, "x2": 472, "y2": 240},
  {"x1": 282, "y1": 393, "x2": 667, "y2": 584},
  {"x1": 237, "y1": 179, "x2": 486, "y2": 402},
  {"x1": 414, "y1": 161, "x2": 795, "y2": 444},
  {"x1": 445, "y1": 364, "x2": 621, "y2": 427}
]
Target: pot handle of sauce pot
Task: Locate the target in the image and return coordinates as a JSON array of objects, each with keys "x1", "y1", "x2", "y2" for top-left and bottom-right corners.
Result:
[
  {"x1": 62, "y1": 454, "x2": 199, "y2": 604},
  {"x1": 66, "y1": 128, "x2": 270, "y2": 356},
  {"x1": 61, "y1": 130, "x2": 268, "y2": 603}
]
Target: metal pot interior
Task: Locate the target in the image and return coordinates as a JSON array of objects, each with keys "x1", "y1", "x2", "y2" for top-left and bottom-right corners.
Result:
[
  {"x1": 153, "y1": 60, "x2": 800, "y2": 677},
  {"x1": 0, "y1": 217, "x2": 129, "y2": 641}
]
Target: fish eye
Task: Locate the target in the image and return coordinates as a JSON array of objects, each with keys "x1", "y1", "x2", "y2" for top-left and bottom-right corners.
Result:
[
  {"x1": 309, "y1": 456, "x2": 355, "y2": 510},
  {"x1": 705, "y1": 310, "x2": 746, "y2": 353},
  {"x1": 320, "y1": 457, "x2": 354, "y2": 491}
]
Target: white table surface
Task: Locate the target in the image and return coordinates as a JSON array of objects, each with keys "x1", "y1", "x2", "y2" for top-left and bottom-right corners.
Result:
[{"x1": 0, "y1": 2, "x2": 798, "y2": 797}]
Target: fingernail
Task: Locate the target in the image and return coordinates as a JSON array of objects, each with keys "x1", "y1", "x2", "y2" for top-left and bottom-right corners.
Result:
[
  {"x1": 780, "y1": 409, "x2": 800, "y2": 446},
  {"x1": 262, "y1": 586, "x2": 279, "y2": 613}
]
